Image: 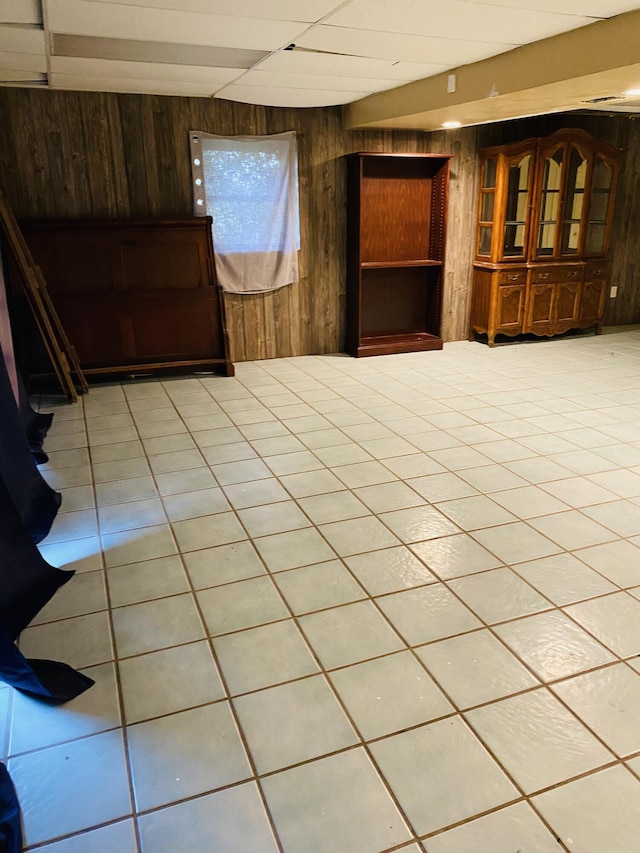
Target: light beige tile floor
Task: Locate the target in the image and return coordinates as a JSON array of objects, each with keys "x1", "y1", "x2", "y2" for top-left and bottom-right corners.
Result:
[{"x1": 11, "y1": 328, "x2": 640, "y2": 851}]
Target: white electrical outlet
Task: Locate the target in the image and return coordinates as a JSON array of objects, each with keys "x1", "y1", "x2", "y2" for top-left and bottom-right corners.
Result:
[
  {"x1": 610, "y1": 285, "x2": 618, "y2": 298},
  {"x1": 447, "y1": 74, "x2": 456, "y2": 94}
]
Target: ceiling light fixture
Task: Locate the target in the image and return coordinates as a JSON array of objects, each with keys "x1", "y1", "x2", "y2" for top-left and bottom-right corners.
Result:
[
  {"x1": 624, "y1": 88, "x2": 640, "y2": 96},
  {"x1": 442, "y1": 120, "x2": 462, "y2": 128}
]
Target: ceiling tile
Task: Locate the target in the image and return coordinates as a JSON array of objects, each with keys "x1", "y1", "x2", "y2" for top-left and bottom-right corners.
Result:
[
  {"x1": 324, "y1": 0, "x2": 597, "y2": 45},
  {"x1": 0, "y1": 50, "x2": 46, "y2": 73},
  {"x1": 296, "y1": 24, "x2": 516, "y2": 66},
  {"x1": 258, "y1": 48, "x2": 446, "y2": 81},
  {"x1": 215, "y1": 83, "x2": 368, "y2": 107},
  {"x1": 51, "y1": 56, "x2": 240, "y2": 84},
  {"x1": 47, "y1": 0, "x2": 307, "y2": 50},
  {"x1": 51, "y1": 34, "x2": 266, "y2": 68},
  {"x1": 462, "y1": 0, "x2": 638, "y2": 14},
  {"x1": 50, "y1": 71, "x2": 220, "y2": 96},
  {"x1": 0, "y1": 0, "x2": 42, "y2": 24},
  {"x1": 237, "y1": 67, "x2": 397, "y2": 94},
  {"x1": 0, "y1": 69, "x2": 46, "y2": 82},
  {"x1": 78, "y1": 0, "x2": 344, "y2": 22},
  {"x1": 0, "y1": 25, "x2": 45, "y2": 54}
]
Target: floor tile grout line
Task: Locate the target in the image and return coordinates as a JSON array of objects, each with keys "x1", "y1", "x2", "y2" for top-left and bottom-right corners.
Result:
[
  {"x1": 348, "y1": 558, "x2": 632, "y2": 792},
  {"x1": 187, "y1": 467, "x2": 430, "y2": 848},
  {"x1": 38, "y1": 384, "x2": 142, "y2": 853},
  {"x1": 38, "y1": 384, "x2": 640, "y2": 592},
  {"x1": 22, "y1": 336, "x2": 640, "y2": 848},
  {"x1": 91, "y1": 379, "x2": 246, "y2": 847},
  {"x1": 223, "y1": 364, "x2": 640, "y2": 803},
  {"x1": 23, "y1": 815, "x2": 137, "y2": 852},
  {"x1": 88, "y1": 379, "x2": 223, "y2": 852},
  {"x1": 134, "y1": 431, "x2": 290, "y2": 853},
  {"x1": 77, "y1": 372, "x2": 636, "y2": 556},
  {"x1": 21, "y1": 591, "x2": 640, "y2": 696},
  {"x1": 225, "y1": 467, "x2": 438, "y2": 848},
  {"x1": 97, "y1": 387, "x2": 151, "y2": 853},
  {"x1": 33, "y1": 410, "x2": 640, "y2": 684},
  {"x1": 418, "y1": 798, "x2": 572, "y2": 851},
  {"x1": 28, "y1": 540, "x2": 640, "y2": 792},
  {"x1": 457, "y1": 517, "x2": 634, "y2": 598},
  {"x1": 418, "y1": 750, "x2": 639, "y2": 848},
  {"x1": 231, "y1": 471, "x2": 541, "y2": 845}
]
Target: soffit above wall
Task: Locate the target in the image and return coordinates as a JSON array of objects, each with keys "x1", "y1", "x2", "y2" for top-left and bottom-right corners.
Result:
[
  {"x1": 344, "y1": 9, "x2": 640, "y2": 131},
  {"x1": 0, "y1": 0, "x2": 636, "y2": 125}
]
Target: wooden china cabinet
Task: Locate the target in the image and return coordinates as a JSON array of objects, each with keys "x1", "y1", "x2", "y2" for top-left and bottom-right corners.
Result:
[{"x1": 469, "y1": 129, "x2": 622, "y2": 346}]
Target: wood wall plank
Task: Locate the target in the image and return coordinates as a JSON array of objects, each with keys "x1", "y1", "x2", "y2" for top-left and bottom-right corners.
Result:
[
  {"x1": 82, "y1": 92, "x2": 119, "y2": 217},
  {"x1": 38, "y1": 91, "x2": 75, "y2": 217},
  {"x1": 0, "y1": 87, "x2": 637, "y2": 363},
  {"x1": 19, "y1": 89, "x2": 55, "y2": 218},
  {"x1": 428, "y1": 127, "x2": 479, "y2": 343},
  {"x1": 605, "y1": 119, "x2": 640, "y2": 325},
  {"x1": 105, "y1": 96, "x2": 132, "y2": 218},
  {"x1": 61, "y1": 91, "x2": 93, "y2": 217}
]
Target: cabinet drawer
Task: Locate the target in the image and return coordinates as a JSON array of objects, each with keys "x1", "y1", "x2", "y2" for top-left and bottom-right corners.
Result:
[
  {"x1": 584, "y1": 262, "x2": 609, "y2": 280},
  {"x1": 531, "y1": 266, "x2": 583, "y2": 284},
  {"x1": 498, "y1": 270, "x2": 527, "y2": 285}
]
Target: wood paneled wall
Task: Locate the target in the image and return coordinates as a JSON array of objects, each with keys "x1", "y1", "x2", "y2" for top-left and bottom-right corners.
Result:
[
  {"x1": 0, "y1": 88, "x2": 479, "y2": 360},
  {"x1": 0, "y1": 88, "x2": 638, "y2": 362}
]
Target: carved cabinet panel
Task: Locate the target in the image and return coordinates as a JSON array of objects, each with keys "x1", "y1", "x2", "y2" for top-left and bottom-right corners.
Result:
[
  {"x1": 497, "y1": 285, "x2": 525, "y2": 330},
  {"x1": 527, "y1": 284, "x2": 555, "y2": 328},
  {"x1": 581, "y1": 279, "x2": 607, "y2": 323},
  {"x1": 555, "y1": 282, "x2": 581, "y2": 325}
]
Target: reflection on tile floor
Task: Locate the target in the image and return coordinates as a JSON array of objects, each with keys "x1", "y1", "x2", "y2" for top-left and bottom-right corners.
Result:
[{"x1": 11, "y1": 329, "x2": 640, "y2": 850}]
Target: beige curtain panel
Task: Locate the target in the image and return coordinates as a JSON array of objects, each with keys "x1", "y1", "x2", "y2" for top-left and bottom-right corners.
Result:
[{"x1": 190, "y1": 130, "x2": 299, "y2": 295}]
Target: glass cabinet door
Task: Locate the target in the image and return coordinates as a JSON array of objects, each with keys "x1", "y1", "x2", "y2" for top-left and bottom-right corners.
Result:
[
  {"x1": 476, "y1": 157, "x2": 496, "y2": 257},
  {"x1": 585, "y1": 155, "x2": 614, "y2": 256},
  {"x1": 560, "y1": 146, "x2": 587, "y2": 255},
  {"x1": 503, "y1": 153, "x2": 532, "y2": 258},
  {"x1": 535, "y1": 147, "x2": 563, "y2": 257}
]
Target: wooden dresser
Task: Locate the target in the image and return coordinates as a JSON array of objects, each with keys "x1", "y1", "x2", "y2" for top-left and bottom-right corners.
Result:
[
  {"x1": 469, "y1": 129, "x2": 622, "y2": 347},
  {"x1": 21, "y1": 217, "x2": 233, "y2": 376}
]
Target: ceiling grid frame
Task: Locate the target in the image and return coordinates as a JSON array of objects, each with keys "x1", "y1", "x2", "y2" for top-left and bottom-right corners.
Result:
[{"x1": 0, "y1": 0, "x2": 636, "y2": 126}]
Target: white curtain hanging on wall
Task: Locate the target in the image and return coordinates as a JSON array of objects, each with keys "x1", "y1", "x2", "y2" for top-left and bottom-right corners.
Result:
[{"x1": 190, "y1": 130, "x2": 299, "y2": 295}]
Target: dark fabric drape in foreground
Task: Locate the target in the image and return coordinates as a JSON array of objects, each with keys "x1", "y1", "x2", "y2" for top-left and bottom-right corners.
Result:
[
  {"x1": 17, "y1": 372, "x2": 53, "y2": 465},
  {"x1": 0, "y1": 225, "x2": 94, "y2": 844},
  {"x1": 0, "y1": 330, "x2": 95, "y2": 702},
  {"x1": 0, "y1": 472, "x2": 72, "y2": 639},
  {"x1": 0, "y1": 631, "x2": 94, "y2": 704},
  {"x1": 0, "y1": 346, "x2": 60, "y2": 543},
  {"x1": 0, "y1": 469, "x2": 94, "y2": 703},
  {"x1": 0, "y1": 763, "x2": 21, "y2": 853}
]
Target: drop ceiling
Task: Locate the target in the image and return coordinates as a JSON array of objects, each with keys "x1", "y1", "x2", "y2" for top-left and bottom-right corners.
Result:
[{"x1": 1, "y1": 0, "x2": 640, "y2": 128}]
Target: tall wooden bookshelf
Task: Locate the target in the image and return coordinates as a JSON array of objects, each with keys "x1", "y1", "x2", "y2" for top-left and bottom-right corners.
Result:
[{"x1": 346, "y1": 152, "x2": 452, "y2": 357}]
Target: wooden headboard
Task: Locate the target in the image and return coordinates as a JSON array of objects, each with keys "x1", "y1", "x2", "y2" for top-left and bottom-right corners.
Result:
[{"x1": 21, "y1": 217, "x2": 234, "y2": 377}]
